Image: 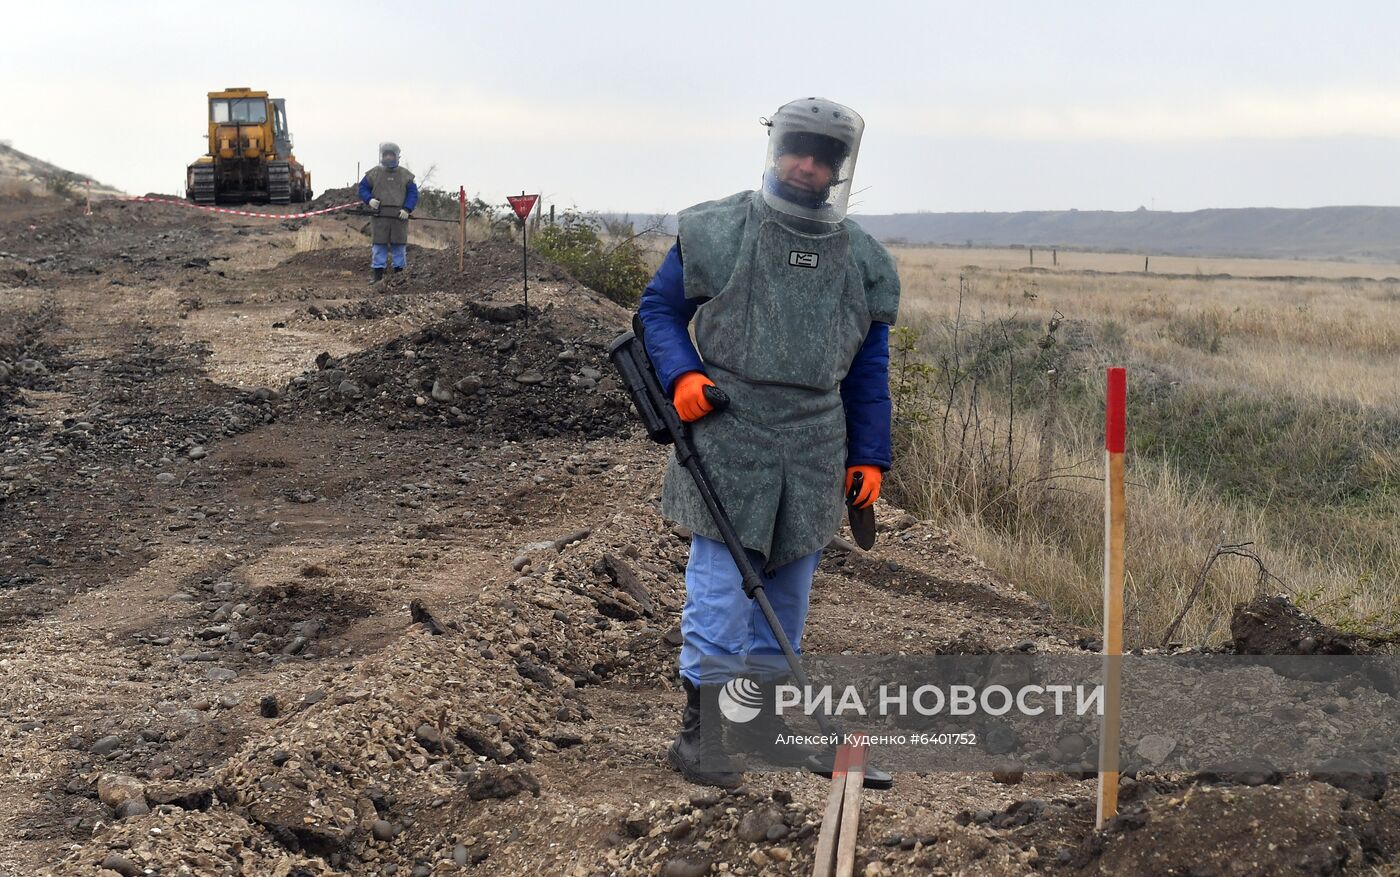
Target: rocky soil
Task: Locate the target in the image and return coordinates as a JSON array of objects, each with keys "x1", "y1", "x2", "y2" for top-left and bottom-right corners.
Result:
[{"x1": 0, "y1": 197, "x2": 1395, "y2": 876}]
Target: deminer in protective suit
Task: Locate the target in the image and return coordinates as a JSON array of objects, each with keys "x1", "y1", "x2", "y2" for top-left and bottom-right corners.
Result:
[
  {"x1": 638, "y1": 98, "x2": 900, "y2": 788},
  {"x1": 357, "y1": 142, "x2": 419, "y2": 284}
]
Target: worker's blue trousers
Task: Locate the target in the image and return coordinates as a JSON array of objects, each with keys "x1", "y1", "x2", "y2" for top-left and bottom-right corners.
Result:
[
  {"x1": 371, "y1": 243, "x2": 406, "y2": 269},
  {"x1": 679, "y1": 534, "x2": 822, "y2": 686}
]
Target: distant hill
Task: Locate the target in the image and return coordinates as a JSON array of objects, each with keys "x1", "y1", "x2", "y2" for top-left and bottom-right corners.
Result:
[
  {"x1": 851, "y1": 206, "x2": 1400, "y2": 262},
  {"x1": 604, "y1": 205, "x2": 1400, "y2": 263},
  {"x1": 0, "y1": 141, "x2": 122, "y2": 197}
]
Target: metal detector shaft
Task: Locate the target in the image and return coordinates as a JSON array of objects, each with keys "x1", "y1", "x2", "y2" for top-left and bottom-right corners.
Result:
[
  {"x1": 675, "y1": 453, "x2": 838, "y2": 739},
  {"x1": 346, "y1": 209, "x2": 462, "y2": 223}
]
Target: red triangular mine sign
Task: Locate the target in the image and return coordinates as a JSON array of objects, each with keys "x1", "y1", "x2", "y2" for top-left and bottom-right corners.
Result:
[{"x1": 507, "y1": 194, "x2": 539, "y2": 220}]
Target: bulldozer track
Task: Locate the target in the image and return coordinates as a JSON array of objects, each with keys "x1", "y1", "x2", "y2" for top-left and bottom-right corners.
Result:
[
  {"x1": 189, "y1": 165, "x2": 216, "y2": 206},
  {"x1": 267, "y1": 161, "x2": 292, "y2": 205}
]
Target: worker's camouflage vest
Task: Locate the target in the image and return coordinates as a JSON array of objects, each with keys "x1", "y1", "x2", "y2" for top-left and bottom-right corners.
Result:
[
  {"x1": 365, "y1": 165, "x2": 415, "y2": 245},
  {"x1": 662, "y1": 190, "x2": 900, "y2": 568}
]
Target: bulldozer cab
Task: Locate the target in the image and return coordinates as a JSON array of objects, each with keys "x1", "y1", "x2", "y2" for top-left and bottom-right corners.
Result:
[{"x1": 210, "y1": 95, "x2": 268, "y2": 125}]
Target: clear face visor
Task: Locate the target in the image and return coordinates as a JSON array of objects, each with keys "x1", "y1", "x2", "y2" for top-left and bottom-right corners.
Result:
[{"x1": 761, "y1": 117, "x2": 862, "y2": 223}]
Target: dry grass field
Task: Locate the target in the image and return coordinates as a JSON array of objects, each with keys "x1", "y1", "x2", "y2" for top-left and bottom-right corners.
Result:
[
  {"x1": 900, "y1": 244, "x2": 1400, "y2": 280},
  {"x1": 889, "y1": 244, "x2": 1400, "y2": 647}
]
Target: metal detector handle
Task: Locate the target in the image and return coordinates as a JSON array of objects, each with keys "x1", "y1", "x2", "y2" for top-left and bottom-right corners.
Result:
[
  {"x1": 846, "y1": 470, "x2": 877, "y2": 550},
  {"x1": 702, "y1": 384, "x2": 730, "y2": 413},
  {"x1": 845, "y1": 470, "x2": 864, "y2": 506}
]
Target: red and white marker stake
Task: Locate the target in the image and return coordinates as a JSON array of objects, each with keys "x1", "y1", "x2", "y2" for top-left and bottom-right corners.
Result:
[{"x1": 1097, "y1": 367, "x2": 1127, "y2": 828}]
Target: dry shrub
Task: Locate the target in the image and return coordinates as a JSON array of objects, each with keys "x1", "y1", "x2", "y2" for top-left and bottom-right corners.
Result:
[
  {"x1": 294, "y1": 226, "x2": 322, "y2": 253},
  {"x1": 0, "y1": 177, "x2": 40, "y2": 200}
]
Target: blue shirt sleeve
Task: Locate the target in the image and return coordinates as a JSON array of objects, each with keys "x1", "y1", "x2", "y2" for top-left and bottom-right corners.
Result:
[
  {"x1": 637, "y1": 244, "x2": 705, "y2": 394},
  {"x1": 358, "y1": 174, "x2": 373, "y2": 204},
  {"x1": 404, "y1": 182, "x2": 419, "y2": 212},
  {"x1": 841, "y1": 322, "x2": 893, "y2": 470}
]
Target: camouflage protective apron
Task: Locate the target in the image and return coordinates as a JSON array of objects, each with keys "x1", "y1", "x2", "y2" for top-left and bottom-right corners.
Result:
[{"x1": 662, "y1": 193, "x2": 874, "y2": 568}]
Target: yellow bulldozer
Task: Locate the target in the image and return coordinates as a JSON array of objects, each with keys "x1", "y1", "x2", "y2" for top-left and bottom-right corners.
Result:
[{"x1": 186, "y1": 87, "x2": 312, "y2": 205}]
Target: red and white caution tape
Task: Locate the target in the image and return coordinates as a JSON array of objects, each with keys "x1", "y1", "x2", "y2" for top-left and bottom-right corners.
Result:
[{"x1": 120, "y1": 196, "x2": 360, "y2": 220}]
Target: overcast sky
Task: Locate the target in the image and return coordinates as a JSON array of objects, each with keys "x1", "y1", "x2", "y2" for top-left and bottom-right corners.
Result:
[{"x1": 6, "y1": 1, "x2": 1400, "y2": 214}]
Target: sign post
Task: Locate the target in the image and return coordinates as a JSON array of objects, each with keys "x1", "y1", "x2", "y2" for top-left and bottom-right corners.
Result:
[
  {"x1": 1096, "y1": 366, "x2": 1127, "y2": 828},
  {"x1": 506, "y1": 192, "x2": 540, "y2": 326},
  {"x1": 458, "y1": 186, "x2": 466, "y2": 273}
]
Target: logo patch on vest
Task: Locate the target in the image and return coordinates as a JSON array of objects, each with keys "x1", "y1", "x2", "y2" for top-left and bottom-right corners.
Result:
[{"x1": 788, "y1": 251, "x2": 820, "y2": 269}]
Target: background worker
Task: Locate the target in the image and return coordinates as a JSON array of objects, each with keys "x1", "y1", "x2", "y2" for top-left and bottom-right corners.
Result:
[
  {"x1": 637, "y1": 97, "x2": 900, "y2": 788},
  {"x1": 358, "y1": 142, "x2": 418, "y2": 283}
]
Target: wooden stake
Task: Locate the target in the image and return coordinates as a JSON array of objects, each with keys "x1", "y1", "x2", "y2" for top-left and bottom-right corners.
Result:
[
  {"x1": 835, "y1": 742, "x2": 867, "y2": 877},
  {"x1": 1097, "y1": 367, "x2": 1127, "y2": 828},
  {"x1": 812, "y1": 746, "x2": 850, "y2": 877},
  {"x1": 812, "y1": 742, "x2": 869, "y2": 877},
  {"x1": 458, "y1": 186, "x2": 466, "y2": 273}
]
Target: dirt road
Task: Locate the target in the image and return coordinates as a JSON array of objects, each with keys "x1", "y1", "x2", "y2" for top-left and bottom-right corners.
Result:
[{"x1": 0, "y1": 199, "x2": 1394, "y2": 876}]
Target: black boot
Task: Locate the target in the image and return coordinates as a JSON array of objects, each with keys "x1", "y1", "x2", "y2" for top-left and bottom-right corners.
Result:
[
  {"x1": 726, "y1": 677, "x2": 826, "y2": 767},
  {"x1": 667, "y1": 679, "x2": 743, "y2": 788},
  {"x1": 370, "y1": 267, "x2": 385, "y2": 284},
  {"x1": 392, "y1": 266, "x2": 403, "y2": 273},
  {"x1": 806, "y1": 750, "x2": 895, "y2": 790}
]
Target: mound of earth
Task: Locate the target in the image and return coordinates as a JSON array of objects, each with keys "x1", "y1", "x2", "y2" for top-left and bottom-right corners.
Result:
[
  {"x1": 274, "y1": 240, "x2": 549, "y2": 299},
  {"x1": 306, "y1": 186, "x2": 359, "y2": 212},
  {"x1": 48, "y1": 808, "x2": 335, "y2": 877},
  {"x1": 0, "y1": 198, "x2": 223, "y2": 277},
  {"x1": 274, "y1": 244, "x2": 380, "y2": 276},
  {"x1": 1076, "y1": 780, "x2": 1400, "y2": 876},
  {"x1": 286, "y1": 296, "x2": 632, "y2": 441},
  {"x1": 0, "y1": 301, "x2": 66, "y2": 409},
  {"x1": 1231, "y1": 593, "x2": 1362, "y2": 655},
  {"x1": 46, "y1": 508, "x2": 693, "y2": 875}
]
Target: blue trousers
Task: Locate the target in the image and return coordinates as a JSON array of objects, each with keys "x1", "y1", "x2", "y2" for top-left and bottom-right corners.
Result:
[
  {"x1": 679, "y1": 534, "x2": 822, "y2": 686},
  {"x1": 371, "y1": 243, "x2": 406, "y2": 269}
]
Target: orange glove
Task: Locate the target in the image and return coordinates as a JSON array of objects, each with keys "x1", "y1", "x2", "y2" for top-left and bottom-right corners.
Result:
[
  {"x1": 672, "y1": 371, "x2": 718, "y2": 422},
  {"x1": 845, "y1": 465, "x2": 882, "y2": 509}
]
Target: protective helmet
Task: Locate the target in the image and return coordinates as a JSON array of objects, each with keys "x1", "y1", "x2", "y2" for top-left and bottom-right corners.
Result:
[
  {"x1": 379, "y1": 142, "x2": 401, "y2": 169},
  {"x1": 761, "y1": 97, "x2": 864, "y2": 223}
]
